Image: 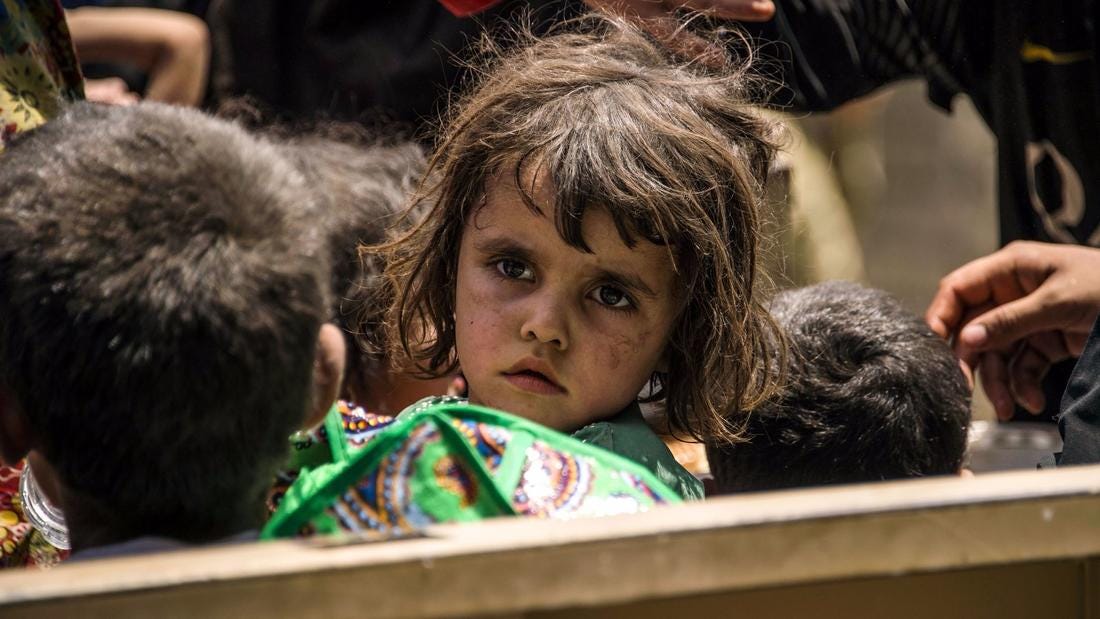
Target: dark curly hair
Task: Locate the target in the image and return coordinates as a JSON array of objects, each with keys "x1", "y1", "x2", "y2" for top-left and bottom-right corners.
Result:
[{"x1": 706, "y1": 281, "x2": 972, "y2": 492}]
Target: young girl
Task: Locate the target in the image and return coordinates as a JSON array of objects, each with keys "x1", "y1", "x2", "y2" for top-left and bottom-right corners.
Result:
[{"x1": 380, "y1": 16, "x2": 784, "y2": 501}]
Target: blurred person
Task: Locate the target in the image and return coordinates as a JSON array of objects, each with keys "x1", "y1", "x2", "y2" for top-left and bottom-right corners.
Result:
[
  {"x1": 0, "y1": 0, "x2": 85, "y2": 569},
  {"x1": 206, "y1": 0, "x2": 592, "y2": 132},
  {"x1": 66, "y1": 5, "x2": 209, "y2": 106},
  {"x1": 277, "y1": 132, "x2": 455, "y2": 413},
  {"x1": 253, "y1": 124, "x2": 463, "y2": 514},
  {"x1": 591, "y1": 0, "x2": 1097, "y2": 248},
  {"x1": 0, "y1": 0, "x2": 83, "y2": 143}
]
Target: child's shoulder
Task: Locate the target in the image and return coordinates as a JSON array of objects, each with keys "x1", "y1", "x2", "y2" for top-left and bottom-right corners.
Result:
[{"x1": 572, "y1": 404, "x2": 704, "y2": 501}]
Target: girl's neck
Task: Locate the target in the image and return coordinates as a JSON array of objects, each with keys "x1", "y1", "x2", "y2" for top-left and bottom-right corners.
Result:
[{"x1": 353, "y1": 371, "x2": 456, "y2": 416}]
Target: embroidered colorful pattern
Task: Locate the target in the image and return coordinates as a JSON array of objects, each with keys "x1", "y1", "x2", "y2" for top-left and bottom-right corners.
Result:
[
  {"x1": 268, "y1": 400, "x2": 395, "y2": 514},
  {"x1": 0, "y1": 0, "x2": 83, "y2": 148},
  {"x1": 263, "y1": 400, "x2": 683, "y2": 540},
  {"x1": 513, "y1": 440, "x2": 591, "y2": 517},
  {"x1": 341, "y1": 401, "x2": 394, "y2": 448},
  {"x1": 327, "y1": 423, "x2": 439, "y2": 535},
  {"x1": 451, "y1": 417, "x2": 509, "y2": 473}
]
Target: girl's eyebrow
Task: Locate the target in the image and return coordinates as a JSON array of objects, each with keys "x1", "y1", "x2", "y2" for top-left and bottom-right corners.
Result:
[
  {"x1": 473, "y1": 236, "x2": 535, "y2": 262},
  {"x1": 596, "y1": 267, "x2": 657, "y2": 298}
]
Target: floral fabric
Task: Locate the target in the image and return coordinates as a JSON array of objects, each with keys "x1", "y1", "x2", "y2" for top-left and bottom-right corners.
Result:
[
  {"x1": 0, "y1": 0, "x2": 82, "y2": 145},
  {"x1": 0, "y1": 461, "x2": 68, "y2": 569}
]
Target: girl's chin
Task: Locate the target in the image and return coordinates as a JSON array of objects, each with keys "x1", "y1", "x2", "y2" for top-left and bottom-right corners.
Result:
[{"x1": 471, "y1": 392, "x2": 564, "y2": 429}]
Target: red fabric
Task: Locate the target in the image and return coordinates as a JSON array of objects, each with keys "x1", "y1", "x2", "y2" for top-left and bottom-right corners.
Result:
[{"x1": 437, "y1": 0, "x2": 502, "y2": 17}]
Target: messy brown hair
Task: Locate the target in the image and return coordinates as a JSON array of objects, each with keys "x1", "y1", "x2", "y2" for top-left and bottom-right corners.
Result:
[{"x1": 380, "y1": 14, "x2": 784, "y2": 442}]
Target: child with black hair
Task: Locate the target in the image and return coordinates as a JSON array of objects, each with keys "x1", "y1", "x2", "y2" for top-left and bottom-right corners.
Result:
[
  {"x1": 0, "y1": 101, "x2": 344, "y2": 562},
  {"x1": 706, "y1": 281, "x2": 972, "y2": 494}
]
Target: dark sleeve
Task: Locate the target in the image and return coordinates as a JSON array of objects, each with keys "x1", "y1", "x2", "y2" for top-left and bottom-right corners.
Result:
[
  {"x1": 1055, "y1": 316, "x2": 1100, "y2": 466},
  {"x1": 741, "y1": 0, "x2": 977, "y2": 112}
]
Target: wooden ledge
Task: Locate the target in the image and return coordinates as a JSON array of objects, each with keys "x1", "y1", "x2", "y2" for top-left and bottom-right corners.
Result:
[{"x1": 3, "y1": 465, "x2": 1100, "y2": 618}]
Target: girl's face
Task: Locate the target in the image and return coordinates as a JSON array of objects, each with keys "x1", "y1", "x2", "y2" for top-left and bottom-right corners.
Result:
[{"x1": 454, "y1": 175, "x2": 679, "y2": 432}]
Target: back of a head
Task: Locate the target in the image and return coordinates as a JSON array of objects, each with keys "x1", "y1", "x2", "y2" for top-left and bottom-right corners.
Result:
[
  {"x1": 0, "y1": 102, "x2": 329, "y2": 541},
  {"x1": 707, "y1": 281, "x2": 971, "y2": 493}
]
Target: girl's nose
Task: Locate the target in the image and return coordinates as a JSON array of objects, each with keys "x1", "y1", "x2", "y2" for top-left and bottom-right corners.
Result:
[{"x1": 519, "y1": 292, "x2": 569, "y2": 351}]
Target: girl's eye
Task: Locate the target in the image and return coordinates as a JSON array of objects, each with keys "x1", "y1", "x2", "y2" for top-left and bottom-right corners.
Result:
[
  {"x1": 495, "y1": 258, "x2": 533, "y2": 281},
  {"x1": 592, "y1": 285, "x2": 633, "y2": 309}
]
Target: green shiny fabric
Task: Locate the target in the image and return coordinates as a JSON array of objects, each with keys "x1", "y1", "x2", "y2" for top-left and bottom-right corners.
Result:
[
  {"x1": 263, "y1": 398, "x2": 682, "y2": 540},
  {"x1": 571, "y1": 403, "x2": 704, "y2": 501}
]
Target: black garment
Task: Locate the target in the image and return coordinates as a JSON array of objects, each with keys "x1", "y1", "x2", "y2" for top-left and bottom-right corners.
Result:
[
  {"x1": 1053, "y1": 315, "x2": 1100, "y2": 465},
  {"x1": 744, "y1": 0, "x2": 1100, "y2": 420},
  {"x1": 211, "y1": 0, "x2": 582, "y2": 133},
  {"x1": 745, "y1": 0, "x2": 1100, "y2": 248}
]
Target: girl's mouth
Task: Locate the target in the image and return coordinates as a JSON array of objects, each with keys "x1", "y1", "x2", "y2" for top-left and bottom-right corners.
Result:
[{"x1": 502, "y1": 369, "x2": 566, "y2": 396}]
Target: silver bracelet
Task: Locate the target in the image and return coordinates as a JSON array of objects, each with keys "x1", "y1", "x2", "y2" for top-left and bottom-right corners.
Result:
[{"x1": 19, "y1": 461, "x2": 71, "y2": 550}]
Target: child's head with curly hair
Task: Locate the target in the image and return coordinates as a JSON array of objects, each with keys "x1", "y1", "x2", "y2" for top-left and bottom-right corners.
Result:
[{"x1": 382, "y1": 15, "x2": 783, "y2": 442}]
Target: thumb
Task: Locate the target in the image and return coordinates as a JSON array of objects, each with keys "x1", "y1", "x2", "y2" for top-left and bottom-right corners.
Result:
[
  {"x1": 957, "y1": 293, "x2": 1051, "y2": 353},
  {"x1": 682, "y1": 0, "x2": 776, "y2": 21}
]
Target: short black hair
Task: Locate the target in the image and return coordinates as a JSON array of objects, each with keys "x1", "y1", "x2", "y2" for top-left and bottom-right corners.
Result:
[
  {"x1": 0, "y1": 102, "x2": 329, "y2": 541},
  {"x1": 706, "y1": 281, "x2": 970, "y2": 493}
]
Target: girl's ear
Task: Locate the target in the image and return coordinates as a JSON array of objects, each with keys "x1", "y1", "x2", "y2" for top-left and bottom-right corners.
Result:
[
  {"x1": 0, "y1": 389, "x2": 33, "y2": 466},
  {"x1": 305, "y1": 323, "x2": 347, "y2": 430}
]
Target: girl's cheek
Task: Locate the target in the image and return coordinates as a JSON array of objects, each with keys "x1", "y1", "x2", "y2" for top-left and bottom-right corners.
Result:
[
  {"x1": 607, "y1": 323, "x2": 662, "y2": 374},
  {"x1": 459, "y1": 275, "x2": 511, "y2": 337},
  {"x1": 468, "y1": 267, "x2": 505, "y2": 299}
]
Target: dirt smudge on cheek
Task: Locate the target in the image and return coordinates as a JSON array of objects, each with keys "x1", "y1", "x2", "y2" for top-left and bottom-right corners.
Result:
[
  {"x1": 458, "y1": 284, "x2": 512, "y2": 353},
  {"x1": 604, "y1": 327, "x2": 653, "y2": 372}
]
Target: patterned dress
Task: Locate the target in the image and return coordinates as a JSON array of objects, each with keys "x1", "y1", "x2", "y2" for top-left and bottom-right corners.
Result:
[
  {"x1": 263, "y1": 397, "x2": 682, "y2": 540},
  {"x1": 267, "y1": 400, "x2": 397, "y2": 515},
  {"x1": 0, "y1": 0, "x2": 82, "y2": 145},
  {"x1": 0, "y1": 461, "x2": 68, "y2": 568}
]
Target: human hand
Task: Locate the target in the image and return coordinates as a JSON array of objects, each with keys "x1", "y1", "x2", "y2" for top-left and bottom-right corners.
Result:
[
  {"x1": 83, "y1": 77, "x2": 140, "y2": 106},
  {"x1": 582, "y1": 0, "x2": 775, "y2": 21},
  {"x1": 925, "y1": 241, "x2": 1100, "y2": 419},
  {"x1": 582, "y1": 0, "x2": 776, "y2": 64}
]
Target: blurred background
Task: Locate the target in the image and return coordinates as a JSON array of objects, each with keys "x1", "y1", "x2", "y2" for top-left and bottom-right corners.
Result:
[{"x1": 779, "y1": 83, "x2": 999, "y2": 422}]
